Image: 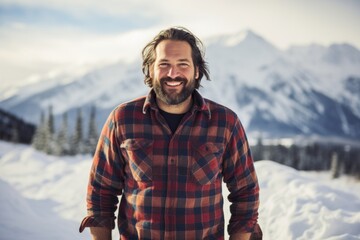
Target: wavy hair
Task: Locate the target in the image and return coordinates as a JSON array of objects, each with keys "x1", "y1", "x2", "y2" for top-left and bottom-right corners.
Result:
[{"x1": 142, "y1": 27, "x2": 210, "y2": 88}]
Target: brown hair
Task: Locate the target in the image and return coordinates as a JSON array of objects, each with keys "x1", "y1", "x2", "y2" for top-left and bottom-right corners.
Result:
[{"x1": 142, "y1": 26, "x2": 210, "y2": 88}]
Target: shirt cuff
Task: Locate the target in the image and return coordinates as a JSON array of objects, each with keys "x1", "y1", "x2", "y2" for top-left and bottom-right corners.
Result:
[
  {"x1": 229, "y1": 223, "x2": 262, "y2": 240},
  {"x1": 250, "y1": 224, "x2": 263, "y2": 240},
  {"x1": 79, "y1": 216, "x2": 116, "y2": 233}
]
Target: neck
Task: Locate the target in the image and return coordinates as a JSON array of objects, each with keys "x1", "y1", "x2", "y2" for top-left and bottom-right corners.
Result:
[{"x1": 157, "y1": 95, "x2": 193, "y2": 114}]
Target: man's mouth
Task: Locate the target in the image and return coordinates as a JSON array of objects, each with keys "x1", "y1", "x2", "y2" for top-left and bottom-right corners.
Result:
[{"x1": 164, "y1": 81, "x2": 183, "y2": 87}]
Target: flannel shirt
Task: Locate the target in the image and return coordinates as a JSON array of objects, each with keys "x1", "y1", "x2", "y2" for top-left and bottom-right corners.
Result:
[{"x1": 79, "y1": 90, "x2": 260, "y2": 239}]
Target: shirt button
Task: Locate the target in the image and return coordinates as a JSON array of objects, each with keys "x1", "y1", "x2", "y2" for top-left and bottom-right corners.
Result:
[{"x1": 170, "y1": 158, "x2": 175, "y2": 164}]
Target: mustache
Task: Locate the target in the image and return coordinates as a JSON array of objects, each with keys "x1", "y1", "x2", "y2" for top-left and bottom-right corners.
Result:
[{"x1": 160, "y1": 77, "x2": 187, "y2": 83}]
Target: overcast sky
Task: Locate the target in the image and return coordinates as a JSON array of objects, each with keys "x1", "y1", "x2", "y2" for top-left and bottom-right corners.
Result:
[{"x1": 1, "y1": 0, "x2": 360, "y2": 90}]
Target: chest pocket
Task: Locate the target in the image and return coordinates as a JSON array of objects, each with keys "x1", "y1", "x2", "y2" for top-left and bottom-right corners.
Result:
[
  {"x1": 120, "y1": 139, "x2": 153, "y2": 182},
  {"x1": 192, "y1": 143, "x2": 224, "y2": 185}
]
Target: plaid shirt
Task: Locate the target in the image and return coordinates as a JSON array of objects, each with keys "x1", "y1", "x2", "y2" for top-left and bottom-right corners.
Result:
[{"x1": 79, "y1": 90, "x2": 260, "y2": 239}]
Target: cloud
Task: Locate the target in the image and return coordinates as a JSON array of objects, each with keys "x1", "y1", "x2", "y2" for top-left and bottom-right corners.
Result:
[
  {"x1": 0, "y1": 1, "x2": 161, "y2": 34},
  {"x1": 0, "y1": 24, "x2": 161, "y2": 89},
  {"x1": 1, "y1": 0, "x2": 143, "y2": 16},
  {"x1": 2, "y1": 0, "x2": 360, "y2": 45},
  {"x1": 1, "y1": 0, "x2": 360, "y2": 90}
]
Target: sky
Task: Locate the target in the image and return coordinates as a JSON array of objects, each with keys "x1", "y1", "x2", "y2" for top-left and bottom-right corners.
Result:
[{"x1": 0, "y1": 0, "x2": 360, "y2": 90}]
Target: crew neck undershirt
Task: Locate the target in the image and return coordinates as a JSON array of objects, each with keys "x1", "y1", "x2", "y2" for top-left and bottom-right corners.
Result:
[{"x1": 159, "y1": 109, "x2": 186, "y2": 133}]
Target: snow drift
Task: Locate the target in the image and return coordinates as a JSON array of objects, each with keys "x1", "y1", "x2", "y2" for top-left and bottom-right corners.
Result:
[{"x1": 0, "y1": 141, "x2": 359, "y2": 240}]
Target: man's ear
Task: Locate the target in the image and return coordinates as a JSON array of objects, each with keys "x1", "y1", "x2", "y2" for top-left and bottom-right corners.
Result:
[
  {"x1": 149, "y1": 64, "x2": 154, "y2": 78},
  {"x1": 195, "y1": 67, "x2": 199, "y2": 79}
]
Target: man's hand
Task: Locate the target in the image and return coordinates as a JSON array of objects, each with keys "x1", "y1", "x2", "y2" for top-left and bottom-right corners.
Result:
[
  {"x1": 229, "y1": 232, "x2": 251, "y2": 240},
  {"x1": 90, "y1": 227, "x2": 112, "y2": 240}
]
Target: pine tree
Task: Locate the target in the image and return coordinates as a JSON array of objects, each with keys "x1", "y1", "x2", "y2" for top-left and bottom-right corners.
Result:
[
  {"x1": 48, "y1": 105, "x2": 55, "y2": 135},
  {"x1": 55, "y1": 112, "x2": 70, "y2": 156},
  {"x1": 331, "y1": 152, "x2": 340, "y2": 179},
  {"x1": 86, "y1": 106, "x2": 99, "y2": 155},
  {"x1": 44, "y1": 105, "x2": 56, "y2": 155},
  {"x1": 252, "y1": 135, "x2": 264, "y2": 161},
  {"x1": 70, "y1": 108, "x2": 84, "y2": 155},
  {"x1": 32, "y1": 111, "x2": 46, "y2": 151},
  {"x1": 289, "y1": 144, "x2": 300, "y2": 169},
  {"x1": 10, "y1": 123, "x2": 20, "y2": 143}
]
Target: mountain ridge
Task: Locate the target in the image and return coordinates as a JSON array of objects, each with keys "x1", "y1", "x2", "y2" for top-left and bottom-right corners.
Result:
[{"x1": 1, "y1": 30, "x2": 359, "y2": 140}]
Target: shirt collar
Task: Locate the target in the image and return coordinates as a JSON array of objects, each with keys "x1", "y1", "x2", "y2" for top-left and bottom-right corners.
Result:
[{"x1": 142, "y1": 89, "x2": 211, "y2": 119}]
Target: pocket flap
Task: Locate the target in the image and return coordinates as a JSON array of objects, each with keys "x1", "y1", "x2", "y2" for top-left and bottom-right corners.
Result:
[
  {"x1": 194, "y1": 143, "x2": 223, "y2": 156},
  {"x1": 120, "y1": 139, "x2": 153, "y2": 150}
]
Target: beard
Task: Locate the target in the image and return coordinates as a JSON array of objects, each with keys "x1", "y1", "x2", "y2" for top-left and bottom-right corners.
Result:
[{"x1": 153, "y1": 76, "x2": 196, "y2": 105}]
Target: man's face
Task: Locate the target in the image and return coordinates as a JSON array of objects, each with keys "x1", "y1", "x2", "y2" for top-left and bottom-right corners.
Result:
[{"x1": 151, "y1": 40, "x2": 199, "y2": 106}]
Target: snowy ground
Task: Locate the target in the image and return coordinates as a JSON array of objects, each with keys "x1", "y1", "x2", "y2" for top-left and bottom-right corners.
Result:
[{"x1": 0, "y1": 141, "x2": 359, "y2": 240}]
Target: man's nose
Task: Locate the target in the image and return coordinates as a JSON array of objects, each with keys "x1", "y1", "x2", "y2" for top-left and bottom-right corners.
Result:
[{"x1": 167, "y1": 66, "x2": 180, "y2": 79}]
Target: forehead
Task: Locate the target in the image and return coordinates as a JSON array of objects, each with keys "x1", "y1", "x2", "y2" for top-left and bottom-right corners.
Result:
[{"x1": 155, "y1": 40, "x2": 192, "y2": 60}]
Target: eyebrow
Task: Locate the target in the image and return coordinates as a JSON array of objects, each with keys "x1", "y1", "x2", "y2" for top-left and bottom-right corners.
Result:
[
  {"x1": 158, "y1": 58, "x2": 191, "y2": 63},
  {"x1": 178, "y1": 59, "x2": 191, "y2": 63}
]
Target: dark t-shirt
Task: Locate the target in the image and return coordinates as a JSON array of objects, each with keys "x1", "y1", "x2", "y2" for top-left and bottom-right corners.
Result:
[{"x1": 159, "y1": 109, "x2": 186, "y2": 133}]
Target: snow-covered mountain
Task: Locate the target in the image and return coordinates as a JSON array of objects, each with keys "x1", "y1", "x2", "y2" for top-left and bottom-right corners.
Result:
[{"x1": 1, "y1": 30, "x2": 360, "y2": 140}]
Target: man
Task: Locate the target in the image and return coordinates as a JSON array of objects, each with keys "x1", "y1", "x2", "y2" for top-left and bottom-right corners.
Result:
[{"x1": 80, "y1": 27, "x2": 261, "y2": 240}]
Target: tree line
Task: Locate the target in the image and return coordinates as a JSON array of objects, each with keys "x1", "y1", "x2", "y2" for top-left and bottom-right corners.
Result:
[
  {"x1": 0, "y1": 108, "x2": 36, "y2": 144},
  {"x1": 252, "y1": 136, "x2": 360, "y2": 179},
  {"x1": 31, "y1": 106, "x2": 99, "y2": 156},
  {"x1": 3, "y1": 106, "x2": 359, "y2": 179}
]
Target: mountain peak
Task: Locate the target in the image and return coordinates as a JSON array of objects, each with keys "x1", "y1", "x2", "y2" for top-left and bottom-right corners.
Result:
[
  {"x1": 287, "y1": 42, "x2": 360, "y2": 65},
  {"x1": 325, "y1": 43, "x2": 360, "y2": 64},
  {"x1": 1, "y1": 30, "x2": 360, "y2": 140},
  {"x1": 206, "y1": 29, "x2": 272, "y2": 48},
  {"x1": 221, "y1": 30, "x2": 263, "y2": 47}
]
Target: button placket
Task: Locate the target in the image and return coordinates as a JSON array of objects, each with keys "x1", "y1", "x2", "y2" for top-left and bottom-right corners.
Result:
[{"x1": 165, "y1": 139, "x2": 177, "y2": 236}]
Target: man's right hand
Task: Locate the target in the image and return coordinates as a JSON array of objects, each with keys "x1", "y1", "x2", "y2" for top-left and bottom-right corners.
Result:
[{"x1": 90, "y1": 227, "x2": 112, "y2": 240}]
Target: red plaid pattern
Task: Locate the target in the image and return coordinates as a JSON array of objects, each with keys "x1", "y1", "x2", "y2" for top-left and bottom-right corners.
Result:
[{"x1": 80, "y1": 90, "x2": 260, "y2": 239}]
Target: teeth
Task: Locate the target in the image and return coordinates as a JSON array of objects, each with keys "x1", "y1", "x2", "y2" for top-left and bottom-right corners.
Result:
[{"x1": 166, "y1": 81, "x2": 182, "y2": 86}]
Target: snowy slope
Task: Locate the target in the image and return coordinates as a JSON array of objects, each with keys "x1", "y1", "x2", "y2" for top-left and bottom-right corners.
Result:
[
  {"x1": 0, "y1": 142, "x2": 91, "y2": 240},
  {"x1": 1, "y1": 30, "x2": 360, "y2": 139},
  {"x1": 202, "y1": 31, "x2": 360, "y2": 139},
  {"x1": 0, "y1": 179, "x2": 81, "y2": 240},
  {"x1": 1, "y1": 141, "x2": 360, "y2": 240},
  {"x1": 255, "y1": 161, "x2": 360, "y2": 240}
]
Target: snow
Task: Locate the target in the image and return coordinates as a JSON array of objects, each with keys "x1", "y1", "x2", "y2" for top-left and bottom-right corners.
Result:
[
  {"x1": 0, "y1": 140, "x2": 359, "y2": 240},
  {"x1": 254, "y1": 161, "x2": 360, "y2": 240}
]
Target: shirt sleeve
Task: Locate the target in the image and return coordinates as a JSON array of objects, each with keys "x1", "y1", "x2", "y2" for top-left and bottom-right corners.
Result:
[
  {"x1": 79, "y1": 109, "x2": 125, "y2": 232},
  {"x1": 222, "y1": 117, "x2": 260, "y2": 235}
]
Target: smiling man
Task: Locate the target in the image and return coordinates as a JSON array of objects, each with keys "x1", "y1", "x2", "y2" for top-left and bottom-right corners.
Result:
[
  {"x1": 152, "y1": 39, "x2": 198, "y2": 112},
  {"x1": 80, "y1": 27, "x2": 261, "y2": 240}
]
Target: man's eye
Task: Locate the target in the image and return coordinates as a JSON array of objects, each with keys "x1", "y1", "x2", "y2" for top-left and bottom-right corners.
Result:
[
  {"x1": 179, "y1": 63, "x2": 189, "y2": 68},
  {"x1": 159, "y1": 63, "x2": 169, "y2": 68}
]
